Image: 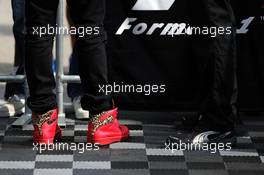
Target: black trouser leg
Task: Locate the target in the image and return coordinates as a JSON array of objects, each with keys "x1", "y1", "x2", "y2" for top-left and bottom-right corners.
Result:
[
  {"x1": 199, "y1": 0, "x2": 237, "y2": 132},
  {"x1": 67, "y1": 0, "x2": 112, "y2": 114},
  {"x1": 25, "y1": 0, "x2": 58, "y2": 114},
  {"x1": 4, "y1": 0, "x2": 25, "y2": 99}
]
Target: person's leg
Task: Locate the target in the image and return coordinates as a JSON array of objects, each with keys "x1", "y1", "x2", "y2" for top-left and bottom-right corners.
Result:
[
  {"x1": 67, "y1": 49, "x2": 83, "y2": 101},
  {"x1": 67, "y1": 0, "x2": 112, "y2": 114},
  {"x1": 67, "y1": 0, "x2": 129, "y2": 145},
  {"x1": 166, "y1": 0, "x2": 237, "y2": 146},
  {"x1": 0, "y1": 0, "x2": 25, "y2": 117},
  {"x1": 198, "y1": 0, "x2": 237, "y2": 132},
  {"x1": 25, "y1": 0, "x2": 58, "y2": 114},
  {"x1": 4, "y1": 0, "x2": 25, "y2": 98},
  {"x1": 68, "y1": 52, "x2": 90, "y2": 119},
  {"x1": 66, "y1": 6, "x2": 88, "y2": 119},
  {"x1": 25, "y1": 0, "x2": 61, "y2": 144},
  {"x1": 66, "y1": 7, "x2": 83, "y2": 101}
]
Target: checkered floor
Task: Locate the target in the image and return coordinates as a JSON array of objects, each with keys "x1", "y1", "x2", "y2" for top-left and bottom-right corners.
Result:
[{"x1": 0, "y1": 111, "x2": 264, "y2": 175}]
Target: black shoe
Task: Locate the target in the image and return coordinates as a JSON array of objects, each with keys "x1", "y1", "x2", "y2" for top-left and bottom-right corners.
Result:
[
  {"x1": 167, "y1": 113, "x2": 237, "y2": 149},
  {"x1": 191, "y1": 130, "x2": 236, "y2": 146},
  {"x1": 165, "y1": 130, "x2": 237, "y2": 149}
]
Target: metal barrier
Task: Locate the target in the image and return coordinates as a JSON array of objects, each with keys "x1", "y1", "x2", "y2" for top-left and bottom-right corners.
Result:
[{"x1": 0, "y1": 0, "x2": 81, "y2": 128}]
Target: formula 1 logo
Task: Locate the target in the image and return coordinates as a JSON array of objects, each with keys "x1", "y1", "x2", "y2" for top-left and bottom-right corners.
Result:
[
  {"x1": 116, "y1": 0, "x2": 181, "y2": 35},
  {"x1": 132, "y1": 0, "x2": 175, "y2": 11},
  {"x1": 237, "y1": 17, "x2": 254, "y2": 34},
  {"x1": 116, "y1": 0, "x2": 254, "y2": 35}
]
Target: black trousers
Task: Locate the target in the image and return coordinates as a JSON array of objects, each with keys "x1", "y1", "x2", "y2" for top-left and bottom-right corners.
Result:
[
  {"x1": 25, "y1": 0, "x2": 112, "y2": 114},
  {"x1": 4, "y1": 0, "x2": 25, "y2": 99},
  {"x1": 198, "y1": 0, "x2": 237, "y2": 132}
]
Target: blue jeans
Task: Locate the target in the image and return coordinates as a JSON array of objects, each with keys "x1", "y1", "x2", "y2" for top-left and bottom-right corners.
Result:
[
  {"x1": 4, "y1": 0, "x2": 25, "y2": 99},
  {"x1": 67, "y1": 51, "x2": 83, "y2": 101}
]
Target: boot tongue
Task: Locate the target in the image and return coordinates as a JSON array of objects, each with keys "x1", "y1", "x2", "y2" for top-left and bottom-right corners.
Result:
[
  {"x1": 108, "y1": 108, "x2": 118, "y2": 119},
  {"x1": 99, "y1": 108, "x2": 118, "y2": 120},
  {"x1": 100, "y1": 111, "x2": 113, "y2": 122}
]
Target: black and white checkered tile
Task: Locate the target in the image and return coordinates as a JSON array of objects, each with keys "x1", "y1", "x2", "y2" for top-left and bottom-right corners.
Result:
[{"x1": 0, "y1": 113, "x2": 264, "y2": 175}]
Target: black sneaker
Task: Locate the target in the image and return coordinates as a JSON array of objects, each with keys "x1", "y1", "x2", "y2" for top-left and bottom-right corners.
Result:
[
  {"x1": 166, "y1": 113, "x2": 237, "y2": 148},
  {"x1": 165, "y1": 130, "x2": 237, "y2": 148},
  {"x1": 192, "y1": 130, "x2": 236, "y2": 145}
]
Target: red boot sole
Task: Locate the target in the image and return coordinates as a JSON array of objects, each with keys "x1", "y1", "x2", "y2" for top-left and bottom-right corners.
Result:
[
  {"x1": 88, "y1": 134, "x2": 129, "y2": 146},
  {"x1": 33, "y1": 128, "x2": 62, "y2": 145}
]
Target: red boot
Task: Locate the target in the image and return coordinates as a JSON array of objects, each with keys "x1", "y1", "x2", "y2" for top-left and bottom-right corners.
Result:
[
  {"x1": 87, "y1": 108, "x2": 129, "y2": 145},
  {"x1": 32, "y1": 108, "x2": 62, "y2": 144}
]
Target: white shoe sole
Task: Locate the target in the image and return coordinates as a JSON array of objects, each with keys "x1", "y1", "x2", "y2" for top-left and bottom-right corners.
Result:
[
  {"x1": 75, "y1": 114, "x2": 89, "y2": 120},
  {"x1": 0, "y1": 108, "x2": 24, "y2": 117}
]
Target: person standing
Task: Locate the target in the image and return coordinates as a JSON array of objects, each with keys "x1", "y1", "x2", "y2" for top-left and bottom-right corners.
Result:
[
  {"x1": 167, "y1": 0, "x2": 238, "y2": 145},
  {"x1": 26, "y1": 0, "x2": 129, "y2": 145}
]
